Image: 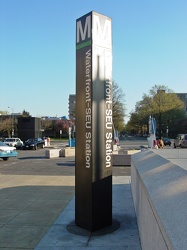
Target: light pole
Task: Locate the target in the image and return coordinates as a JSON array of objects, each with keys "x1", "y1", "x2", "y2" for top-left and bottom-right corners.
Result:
[
  {"x1": 166, "y1": 126, "x2": 169, "y2": 137},
  {"x1": 8, "y1": 106, "x2": 14, "y2": 137}
]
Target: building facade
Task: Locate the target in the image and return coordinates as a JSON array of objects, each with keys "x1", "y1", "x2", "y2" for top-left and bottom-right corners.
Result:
[
  {"x1": 69, "y1": 94, "x2": 76, "y2": 120},
  {"x1": 176, "y1": 93, "x2": 187, "y2": 115}
]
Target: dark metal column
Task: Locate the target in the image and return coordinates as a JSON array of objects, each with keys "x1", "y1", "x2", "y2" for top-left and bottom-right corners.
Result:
[{"x1": 75, "y1": 11, "x2": 112, "y2": 232}]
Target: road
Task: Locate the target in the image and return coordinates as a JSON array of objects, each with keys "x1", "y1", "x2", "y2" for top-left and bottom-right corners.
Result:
[
  {"x1": 0, "y1": 140, "x2": 131, "y2": 176},
  {"x1": 119, "y1": 136, "x2": 173, "y2": 150},
  {"x1": 49, "y1": 137, "x2": 149, "y2": 150},
  {"x1": 119, "y1": 136, "x2": 148, "y2": 150}
]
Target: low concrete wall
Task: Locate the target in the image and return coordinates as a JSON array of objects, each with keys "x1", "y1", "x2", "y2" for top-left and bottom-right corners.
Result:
[
  {"x1": 112, "y1": 154, "x2": 131, "y2": 166},
  {"x1": 46, "y1": 147, "x2": 140, "y2": 163},
  {"x1": 61, "y1": 147, "x2": 75, "y2": 157},
  {"x1": 45, "y1": 147, "x2": 75, "y2": 158},
  {"x1": 113, "y1": 150, "x2": 141, "y2": 166},
  {"x1": 131, "y1": 150, "x2": 187, "y2": 250},
  {"x1": 45, "y1": 149, "x2": 61, "y2": 158}
]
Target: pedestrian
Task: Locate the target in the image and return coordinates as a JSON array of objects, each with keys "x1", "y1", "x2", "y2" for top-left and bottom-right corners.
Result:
[
  {"x1": 47, "y1": 137, "x2": 50, "y2": 146},
  {"x1": 153, "y1": 139, "x2": 158, "y2": 149},
  {"x1": 158, "y1": 138, "x2": 164, "y2": 149}
]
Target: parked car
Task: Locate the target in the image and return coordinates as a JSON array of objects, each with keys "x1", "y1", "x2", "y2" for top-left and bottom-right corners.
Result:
[
  {"x1": 4, "y1": 138, "x2": 23, "y2": 148},
  {"x1": 0, "y1": 142, "x2": 18, "y2": 161},
  {"x1": 163, "y1": 137, "x2": 171, "y2": 146},
  {"x1": 23, "y1": 138, "x2": 45, "y2": 150},
  {"x1": 173, "y1": 134, "x2": 187, "y2": 148}
]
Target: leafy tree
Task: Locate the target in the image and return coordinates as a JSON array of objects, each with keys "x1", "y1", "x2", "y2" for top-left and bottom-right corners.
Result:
[
  {"x1": 41, "y1": 119, "x2": 54, "y2": 131},
  {"x1": 112, "y1": 81, "x2": 126, "y2": 132},
  {"x1": 22, "y1": 110, "x2": 31, "y2": 117},
  {"x1": 126, "y1": 85, "x2": 185, "y2": 137},
  {"x1": 0, "y1": 110, "x2": 9, "y2": 115},
  {"x1": 178, "y1": 117, "x2": 187, "y2": 134},
  {"x1": 148, "y1": 85, "x2": 184, "y2": 136},
  {"x1": 0, "y1": 118, "x2": 12, "y2": 137},
  {"x1": 125, "y1": 112, "x2": 141, "y2": 135},
  {"x1": 54, "y1": 119, "x2": 72, "y2": 135}
]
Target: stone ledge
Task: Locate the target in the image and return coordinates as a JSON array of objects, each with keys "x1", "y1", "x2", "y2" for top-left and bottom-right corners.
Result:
[{"x1": 131, "y1": 150, "x2": 187, "y2": 250}]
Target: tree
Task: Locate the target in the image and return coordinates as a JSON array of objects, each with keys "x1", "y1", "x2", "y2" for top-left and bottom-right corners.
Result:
[
  {"x1": 22, "y1": 110, "x2": 31, "y2": 117},
  {"x1": 125, "y1": 112, "x2": 142, "y2": 135},
  {"x1": 41, "y1": 119, "x2": 54, "y2": 131},
  {"x1": 178, "y1": 117, "x2": 187, "y2": 134},
  {"x1": 112, "y1": 81, "x2": 126, "y2": 132},
  {"x1": 0, "y1": 110, "x2": 9, "y2": 115},
  {"x1": 126, "y1": 85, "x2": 185, "y2": 137},
  {"x1": 148, "y1": 85, "x2": 184, "y2": 137},
  {"x1": 54, "y1": 120, "x2": 67, "y2": 134},
  {"x1": 0, "y1": 118, "x2": 12, "y2": 137}
]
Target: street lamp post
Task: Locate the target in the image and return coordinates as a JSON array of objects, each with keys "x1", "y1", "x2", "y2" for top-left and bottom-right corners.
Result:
[{"x1": 8, "y1": 106, "x2": 14, "y2": 137}]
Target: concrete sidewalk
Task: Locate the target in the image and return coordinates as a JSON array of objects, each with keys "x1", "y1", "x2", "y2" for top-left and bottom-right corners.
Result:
[
  {"x1": 0, "y1": 156, "x2": 75, "y2": 249},
  {"x1": 35, "y1": 176, "x2": 141, "y2": 250},
  {"x1": 0, "y1": 155, "x2": 141, "y2": 249}
]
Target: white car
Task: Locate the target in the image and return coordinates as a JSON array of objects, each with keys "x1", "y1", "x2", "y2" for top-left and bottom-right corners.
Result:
[
  {"x1": 173, "y1": 134, "x2": 187, "y2": 148},
  {"x1": 0, "y1": 142, "x2": 18, "y2": 161},
  {"x1": 4, "y1": 138, "x2": 23, "y2": 148}
]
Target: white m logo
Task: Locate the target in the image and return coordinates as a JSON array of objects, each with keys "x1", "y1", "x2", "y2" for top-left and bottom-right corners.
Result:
[
  {"x1": 76, "y1": 15, "x2": 91, "y2": 43},
  {"x1": 93, "y1": 15, "x2": 111, "y2": 45}
]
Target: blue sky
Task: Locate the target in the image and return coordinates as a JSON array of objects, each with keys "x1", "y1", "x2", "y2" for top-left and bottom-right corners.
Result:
[{"x1": 0, "y1": 0, "x2": 187, "y2": 122}]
